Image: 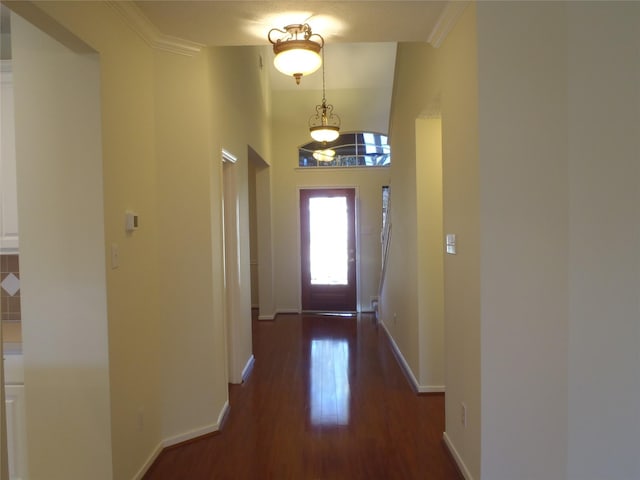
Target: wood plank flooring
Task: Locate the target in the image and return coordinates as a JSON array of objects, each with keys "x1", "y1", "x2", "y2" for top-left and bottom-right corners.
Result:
[{"x1": 144, "y1": 312, "x2": 462, "y2": 479}]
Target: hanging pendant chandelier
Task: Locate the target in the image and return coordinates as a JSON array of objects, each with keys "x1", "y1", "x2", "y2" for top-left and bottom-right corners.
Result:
[
  {"x1": 268, "y1": 23, "x2": 324, "y2": 85},
  {"x1": 309, "y1": 49, "x2": 340, "y2": 143}
]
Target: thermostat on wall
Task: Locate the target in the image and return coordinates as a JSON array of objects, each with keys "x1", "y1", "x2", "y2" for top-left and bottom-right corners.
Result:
[{"x1": 125, "y1": 211, "x2": 139, "y2": 232}]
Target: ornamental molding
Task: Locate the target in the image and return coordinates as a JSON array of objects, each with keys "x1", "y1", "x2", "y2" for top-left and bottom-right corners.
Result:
[
  {"x1": 427, "y1": 1, "x2": 470, "y2": 48},
  {"x1": 105, "y1": 1, "x2": 204, "y2": 57}
]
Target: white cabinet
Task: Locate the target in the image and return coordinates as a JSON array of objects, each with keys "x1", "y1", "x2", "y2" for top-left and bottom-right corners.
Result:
[
  {"x1": 0, "y1": 62, "x2": 19, "y2": 252},
  {"x1": 5, "y1": 384, "x2": 26, "y2": 480}
]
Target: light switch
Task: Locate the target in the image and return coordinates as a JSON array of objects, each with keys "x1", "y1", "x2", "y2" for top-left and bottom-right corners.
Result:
[{"x1": 446, "y1": 234, "x2": 456, "y2": 255}]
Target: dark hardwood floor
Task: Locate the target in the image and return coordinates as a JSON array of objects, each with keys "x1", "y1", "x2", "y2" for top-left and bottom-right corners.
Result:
[{"x1": 144, "y1": 312, "x2": 462, "y2": 479}]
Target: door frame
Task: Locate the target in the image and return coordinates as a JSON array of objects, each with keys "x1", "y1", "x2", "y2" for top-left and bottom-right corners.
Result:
[
  {"x1": 221, "y1": 148, "x2": 243, "y2": 384},
  {"x1": 296, "y1": 186, "x2": 361, "y2": 313}
]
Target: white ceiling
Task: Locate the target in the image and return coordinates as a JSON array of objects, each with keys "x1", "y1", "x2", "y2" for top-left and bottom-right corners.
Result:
[
  {"x1": 4, "y1": 2, "x2": 460, "y2": 132},
  {"x1": 133, "y1": 1, "x2": 449, "y2": 46},
  {"x1": 133, "y1": 1, "x2": 452, "y2": 95}
]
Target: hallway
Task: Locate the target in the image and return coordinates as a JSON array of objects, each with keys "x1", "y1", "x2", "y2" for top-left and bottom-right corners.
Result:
[{"x1": 144, "y1": 312, "x2": 462, "y2": 479}]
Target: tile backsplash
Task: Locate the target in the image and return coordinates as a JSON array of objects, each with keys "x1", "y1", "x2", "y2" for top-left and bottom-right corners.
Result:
[{"x1": 1, "y1": 254, "x2": 21, "y2": 322}]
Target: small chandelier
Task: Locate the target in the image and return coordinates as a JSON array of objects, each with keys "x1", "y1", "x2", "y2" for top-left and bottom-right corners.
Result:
[
  {"x1": 309, "y1": 51, "x2": 340, "y2": 143},
  {"x1": 268, "y1": 23, "x2": 324, "y2": 85}
]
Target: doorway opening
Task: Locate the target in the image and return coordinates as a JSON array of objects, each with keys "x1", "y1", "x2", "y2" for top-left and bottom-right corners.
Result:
[{"x1": 300, "y1": 188, "x2": 357, "y2": 312}]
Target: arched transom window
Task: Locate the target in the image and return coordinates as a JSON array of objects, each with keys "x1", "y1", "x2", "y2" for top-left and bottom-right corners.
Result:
[{"x1": 298, "y1": 132, "x2": 391, "y2": 168}]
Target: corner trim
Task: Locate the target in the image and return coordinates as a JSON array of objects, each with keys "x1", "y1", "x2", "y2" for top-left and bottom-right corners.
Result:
[
  {"x1": 105, "y1": 0, "x2": 204, "y2": 56},
  {"x1": 161, "y1": 400, "x2": 229, "y2": 449},
  {"x1": 427, "y1": 1, "x2": 470, "y2": 48},
  {"x1": 443, "y1": 432, "x2": 474, "y2": 480},
  {"x1": 242, "y1": 355, "x2": 255, "y2": 382},
  {"x1": 380, "y1": 320, "x2": 445, "y2": 394},
  {"x1": 163, "y1": 423, "x2": 217, "y2": 449},
  {"x1": 132, "y1": 442, "x2": 163, "y2": 480}
]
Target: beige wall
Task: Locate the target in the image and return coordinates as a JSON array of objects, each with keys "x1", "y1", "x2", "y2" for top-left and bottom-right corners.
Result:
[
  {"x1": 416, "y1": 117, "x2": 444, "y2": 390},
  {"x1": 7, "y1": 3, "x2": 271, "y2": 478},
  {"x1": 387, "y1": 4, "x2": 480, "y2": 476},
  {"x1": 271, "y1": 88, "x2": 390, "y2": 314},
  {"x1": 0, "y1": 330, "x2": 6, "y2": 479},
  {"x1": 248, "y1": 159, "x2": 259, "y2": 307},
  {"x1": 153, "y1": 47, "x2": 228, "y2": 441},
  {"x1": 209, "y1": 45, "x2": 271, "y2": 381},
  {"x1": 11, "y1": 11, "x2": 114, "y2": 479},
  {"x1": 381, "y1": 41, "x2": 421, "y2": 382}
]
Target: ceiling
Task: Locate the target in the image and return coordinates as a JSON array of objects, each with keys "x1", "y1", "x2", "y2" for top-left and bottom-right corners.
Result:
[
  {"x1": 132, "y1": 1, "x2": 453, "y2": 93},
  {"x1": 133, "y1": 1, "x2": 449, "y2": 46},
  {"x1": 3, "y1": 2, "x2": 461, "y2": 132}
]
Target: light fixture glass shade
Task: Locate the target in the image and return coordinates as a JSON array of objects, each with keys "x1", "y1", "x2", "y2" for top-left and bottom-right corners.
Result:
[
  {"x1": 273, "y1": 43, "x2": 322, "y2": 79},
  {"x1": 313, "y1": 149, "x2": 336, "y2": 162},
  {"x1": 310, "y1": 126, "x2": 340, "y2": 143},
  {"x1": 269, "y1": 24, "x2": 324, "y2": 85}
]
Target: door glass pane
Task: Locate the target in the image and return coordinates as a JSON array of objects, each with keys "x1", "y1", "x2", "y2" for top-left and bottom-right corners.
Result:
[{"x1": 309, "y1": 196, "x2": 348, "y2": 285}]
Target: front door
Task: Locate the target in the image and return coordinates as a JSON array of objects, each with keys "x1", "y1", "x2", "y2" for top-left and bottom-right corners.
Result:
[{"x1": 300, "y1": 188, "x2": 357, "y2": 312}]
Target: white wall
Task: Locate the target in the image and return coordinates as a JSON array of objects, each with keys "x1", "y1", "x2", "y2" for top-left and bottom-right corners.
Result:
[
  {"x1": 566, "y1": 4, "x2": 640, "y2": 479},
  {"x1": 477, "y1": 3, "x2": 569, "y2": 479},
  {"x1": 477, "y1": 2, "x2": 640, "y2": 479},
  {"x1": 11, "y1": 12, "x2": 113, "y2": 479}
]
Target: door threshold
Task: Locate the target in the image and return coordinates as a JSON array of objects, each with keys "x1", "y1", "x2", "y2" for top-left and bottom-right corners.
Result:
[{"x1": 302, "y1": 311, "x2": 358, "y2": 317}]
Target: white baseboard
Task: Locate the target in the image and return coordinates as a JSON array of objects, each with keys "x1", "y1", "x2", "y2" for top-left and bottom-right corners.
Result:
[
  {"x1": 419, "y1": 384, "x2": 446, "y2": 393},
  {"x1": 380, "y1": 320, "x2": 445, "y2": 394},
  {"x1": 133, "y1": 400, "x2": 230, "y2": 479},
  {"x1": 216, "y1": 400, "x2": 230, "y2": 428},
  {"x1": 242, "y1": 354, "x2": 255, "y2": 382},
  {"x1": 132, "y1": 441, "x2": 163, "y2": 480},
  {"x1": 163, "y1": 423, "x2": 218, "y2": 448},
  {"x1": 443, "y1": 432, "x2": 474, "y2": 480},
  {"x1": 258, "y1": 308, "x2": 300, "y2": 320},
  {"x1": 163, "y1": 399, "x2": 230, "y2": 448}
]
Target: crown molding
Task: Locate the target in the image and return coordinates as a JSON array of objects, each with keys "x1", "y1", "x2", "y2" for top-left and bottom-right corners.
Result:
[
  {"x1": 105, "y1": 1, "x2": 204, "y2": 57},
  {"x1": 427, "y1": 1, "x2": 470, "y2": 48}
]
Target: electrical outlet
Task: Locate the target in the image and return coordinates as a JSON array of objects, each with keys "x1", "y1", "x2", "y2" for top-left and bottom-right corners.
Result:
[{"x1": 461, "y1": 402, "x2": 467, "y2": 428}]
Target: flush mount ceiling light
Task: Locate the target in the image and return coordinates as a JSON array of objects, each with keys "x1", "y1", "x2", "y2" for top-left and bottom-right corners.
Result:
[
  {"x1": 268, "y1": 23, "x2": 324, "y2": 85},
  {"x1": 308, "y1": 49, "x2": 340, "y2": 143}
]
